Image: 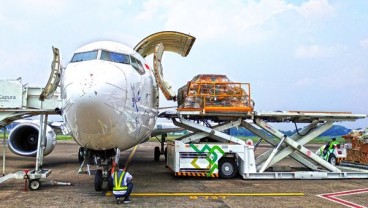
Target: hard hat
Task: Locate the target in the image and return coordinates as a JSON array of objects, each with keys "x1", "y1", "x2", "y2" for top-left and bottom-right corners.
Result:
[{"x1": 331, "y1": 137, "x2": 336, "y2": 141}]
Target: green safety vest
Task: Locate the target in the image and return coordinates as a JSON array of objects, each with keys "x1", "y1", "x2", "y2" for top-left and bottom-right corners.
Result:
[
  {"x1": 329, "y1": 141, "x2": 339, "y2": 150},
  {"x1": 113, "y1": 170, "x2": 128, "y2": 191}
]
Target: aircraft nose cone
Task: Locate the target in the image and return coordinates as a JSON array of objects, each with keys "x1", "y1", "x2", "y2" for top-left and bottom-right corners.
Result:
[{"x1": 63, "y1": 61, "x2": 127, "y2": 135}]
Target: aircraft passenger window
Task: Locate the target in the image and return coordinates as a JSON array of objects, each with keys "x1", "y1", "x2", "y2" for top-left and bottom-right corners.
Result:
[
  {"x1": 101, "y1": 50, "x2": 130, "y2": 64},
  {"x1": 130, "y1": 56, "x2": 145, "y2": 75},
  {"x1": 70, "y1": 50, "x2": 98, "y2": 63}
]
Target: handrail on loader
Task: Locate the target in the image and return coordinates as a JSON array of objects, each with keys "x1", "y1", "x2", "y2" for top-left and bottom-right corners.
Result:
[{"x1": 178, "y1": 81, "x2": 253, "y2": 113}]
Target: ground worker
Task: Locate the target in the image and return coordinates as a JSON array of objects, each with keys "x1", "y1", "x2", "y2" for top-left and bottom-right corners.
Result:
[
  {"x1": 111, "y1": 162, "x2": 133, "y2": 204},
  {"x1": 329, "y1": 137, "x2": 340, "y2": 150}
]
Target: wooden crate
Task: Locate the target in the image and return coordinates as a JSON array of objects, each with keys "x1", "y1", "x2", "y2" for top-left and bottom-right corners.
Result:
[
  {"x1": 346, "y1": 149, "x2": 361, "y2": 162},
  {"x1": 359, "y1": 152, "x2": 368, "y2": 164}
]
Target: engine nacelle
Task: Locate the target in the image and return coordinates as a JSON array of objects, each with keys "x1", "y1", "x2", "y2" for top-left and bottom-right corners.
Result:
[{"x1": 8, "y1": 122, "x2": 57, "y2": 157}]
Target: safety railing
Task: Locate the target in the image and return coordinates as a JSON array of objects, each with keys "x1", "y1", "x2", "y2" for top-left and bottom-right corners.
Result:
[{"x1": 178, "y1": 81, "x2": 253, "y2": 113}]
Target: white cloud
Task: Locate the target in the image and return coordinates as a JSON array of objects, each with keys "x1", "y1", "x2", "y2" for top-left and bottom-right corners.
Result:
[
  {"x1": 319, "y1": 68, "x2": 367, "y2": 90},
  {"x1": 135, "y1": 0, "x2": 294, "y2": 44},
  {"x1": 294, "y1": 44, "x2": 342, "y2": 59},
  {"x1": 0, "y1": 48, "x2": 42, "y2": 82},
  {"x1": 134, "y1": 0, "x2": 340, "y2": 45},
  {"x1": 296, "y1": 0, "x2": 335, "y2": 19}
]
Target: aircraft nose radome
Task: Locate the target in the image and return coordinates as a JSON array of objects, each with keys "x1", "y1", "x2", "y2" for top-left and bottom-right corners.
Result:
[{"x1": 64, "y1": 61, "x2": 127, "y2": 135}]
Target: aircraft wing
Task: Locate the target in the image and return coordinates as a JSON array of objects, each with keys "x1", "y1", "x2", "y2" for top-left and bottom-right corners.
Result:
[{"x1": 151, "y1": 122, "x2": 183, "y2": 137}]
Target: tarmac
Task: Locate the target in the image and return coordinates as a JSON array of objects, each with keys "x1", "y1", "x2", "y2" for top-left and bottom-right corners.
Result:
[{"x1": 0, "y1": 141, "x2": 368, "y2": 208}]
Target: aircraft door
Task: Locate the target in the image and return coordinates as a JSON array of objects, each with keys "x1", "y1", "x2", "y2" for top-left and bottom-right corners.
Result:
[
  {"x1": 40, "y1": 47, "x2": 62, "y2": 101},
  {"x1": 153, "y1": 43, "x2": 176, "y2": 101},
  {"x1": 134, "y1": 31, "x2": 196, "y2": 101}
]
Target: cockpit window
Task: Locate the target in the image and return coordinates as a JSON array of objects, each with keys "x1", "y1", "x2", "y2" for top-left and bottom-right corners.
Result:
[
  {"x1": 101, "y1": 50, "x2": 130, "y2": 64},
  {"x1": 70, "y1": 50, "x2": 98, "y2": 63},
  {"x1": 131, "y1": 56, "x2": 145, "y2": 75}
]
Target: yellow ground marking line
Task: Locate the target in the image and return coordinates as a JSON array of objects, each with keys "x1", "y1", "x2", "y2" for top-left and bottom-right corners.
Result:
[{"x1": 106, "y1": 192, "x2": 304, "y2": 197}]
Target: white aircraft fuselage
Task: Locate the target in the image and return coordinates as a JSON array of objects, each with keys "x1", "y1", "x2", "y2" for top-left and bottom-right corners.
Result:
[
  {"x1": 4, "y1": 31, "x2": 195, "y2": 191},
  {"x1": 61, "y1": 41, "x2": 159, "y2": 151}
]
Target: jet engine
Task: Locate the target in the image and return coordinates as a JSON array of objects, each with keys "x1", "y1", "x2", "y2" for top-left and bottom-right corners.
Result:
[{"x1": 8, "y1": 122, "x2": 57, "y2": 157}]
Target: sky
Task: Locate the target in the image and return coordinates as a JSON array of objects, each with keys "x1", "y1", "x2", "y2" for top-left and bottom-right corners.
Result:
[{"x1": 0, "y1": 0, "x2": 367, "y2": 130}]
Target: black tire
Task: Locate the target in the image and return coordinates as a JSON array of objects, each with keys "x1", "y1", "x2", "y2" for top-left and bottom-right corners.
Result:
[
  {"x1": 218, "y1": 158, "x2": 238, "y2": 179},
  {"x1": 95, "y1": 169, "x2": 102, "y2": 191},
  {"x1": 154, "y1": 146, "x2": 160, "y2": 161},
  {"x1": 328, "y1": 154, "x2": 337, "y2": 166},
  {"x1": 29, "y1": 179, "x2": 41, "y2": 191},
  {"x1": 78, "y1": 147, "x2": 84, "y2": 163}
]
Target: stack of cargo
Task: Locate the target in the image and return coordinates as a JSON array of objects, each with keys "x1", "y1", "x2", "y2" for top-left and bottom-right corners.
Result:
[
  {"x1": 177, "y1": 74, "x2": 254, "y2": 113},
  {"x1": 342, "y1": 128, "x2": 368, "y2": 164}
]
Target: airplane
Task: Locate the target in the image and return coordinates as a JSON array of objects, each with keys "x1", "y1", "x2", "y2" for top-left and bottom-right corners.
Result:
[{"x1": 4, "y1": 31, "x2": 195, "y2": 191}]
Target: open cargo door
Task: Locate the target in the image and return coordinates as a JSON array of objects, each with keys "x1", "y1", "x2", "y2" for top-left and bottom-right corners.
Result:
[
  {"x1": 39, "y1": 47, "x2": 62, "y2": 101},
  {"x1": 153, "y1": 43, "x2": 175, "y2": 100},
  {"x1": 134, "y1": 31, "x2": 195, "y2": 101}
]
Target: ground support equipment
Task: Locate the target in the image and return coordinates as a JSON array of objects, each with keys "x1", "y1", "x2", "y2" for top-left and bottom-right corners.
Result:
[
  {"x1": 164, "y1": 110, "x2": 368, "y2": 179},
  {"x1": 0, "y1": 114, "x2": 52, "y2": 190},
  {"x1": 1, "y1": 48, "x2": 62, "y2": 190}
]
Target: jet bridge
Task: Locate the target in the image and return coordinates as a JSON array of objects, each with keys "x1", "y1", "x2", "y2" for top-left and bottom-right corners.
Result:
[{"x1": 163, "y1": 110, "x2": 368, "y2": 179}]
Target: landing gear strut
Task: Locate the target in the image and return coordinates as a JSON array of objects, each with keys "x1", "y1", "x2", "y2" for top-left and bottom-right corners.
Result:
[
  {"x1": 78, "y1": 148, "x2": 115, "y2": 192},
  {"x1": 154, "y1": 133, "x2": 167, "y2": 161}
]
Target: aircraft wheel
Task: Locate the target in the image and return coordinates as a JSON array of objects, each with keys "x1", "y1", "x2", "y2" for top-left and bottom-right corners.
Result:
[
  {"x1": 219, "y1": 158, "x2": 238, "y2": 179},
  {"x1": 328, "y1": 154, "x2": 337, "y2": 166},
  {"x1": 78, "y1": 147, "x2": 84, "y2": 163},
  {"x1": 95, "y1": 169, "x2": 102, "y2": 191},
  {"x1": 154, "y1": 146, "x2": 160, "y2": 161},
  {"x1": 29, "y1": 179, "x2": 41, "y2": 191}
]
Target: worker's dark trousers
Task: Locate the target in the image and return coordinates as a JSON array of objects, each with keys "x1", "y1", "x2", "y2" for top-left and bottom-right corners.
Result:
[{"x1": 114, "y1": 182, "x2": 133, "y2": 200}]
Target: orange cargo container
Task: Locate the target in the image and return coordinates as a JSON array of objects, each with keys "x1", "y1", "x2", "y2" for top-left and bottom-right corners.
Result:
[{"x1": 177, "y1": 74, "x2": 254, "y2": 113}]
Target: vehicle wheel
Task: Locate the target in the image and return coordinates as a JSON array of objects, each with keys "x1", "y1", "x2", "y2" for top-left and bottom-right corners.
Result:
[
  {"x1": 328, "y1": 154, "x2": 337, "y2": 166},
  {"x1": 218, "y1": 158, "x2": 238, "y2": 179},
  {"x1": 154, "y1": 146, "x2": 160, "y2": 161},
  {"x1": 78, "y1": 147, "x2": 84, "y2": 163},
  {"x1": 29, "y1": 179, "x2": 41, "y2": 191},
  {"x1": 95, "y1": 169, "x2": 102, "y2": 191}
]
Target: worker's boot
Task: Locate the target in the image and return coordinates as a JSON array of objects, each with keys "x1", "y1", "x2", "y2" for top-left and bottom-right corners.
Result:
[
  {"x1": 116, "y1": 198, "x2": 122, "y2": 204},
  {"x1": 123, "y1": 198, "x2": 131, "y2": 204}
]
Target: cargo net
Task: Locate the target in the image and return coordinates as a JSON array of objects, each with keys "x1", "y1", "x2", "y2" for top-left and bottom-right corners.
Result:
[
  {"x1": 343, "y1": 128, "x2": 368, "y2": 164},
  {"x1": 177, "y1": 74, "x2": 254, "y2": 113}
]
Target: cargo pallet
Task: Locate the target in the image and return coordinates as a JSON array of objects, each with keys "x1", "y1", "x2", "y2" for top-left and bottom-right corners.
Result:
[{"x1": 163, "y1": 110, "x2": 368, "y2": 179}]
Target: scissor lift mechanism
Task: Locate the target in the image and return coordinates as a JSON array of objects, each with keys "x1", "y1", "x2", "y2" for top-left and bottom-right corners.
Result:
[{"x1": 164, "y1": 110, "x2": 368, "y2": 179}]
